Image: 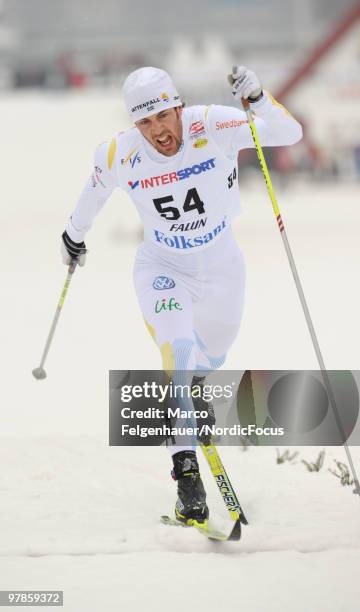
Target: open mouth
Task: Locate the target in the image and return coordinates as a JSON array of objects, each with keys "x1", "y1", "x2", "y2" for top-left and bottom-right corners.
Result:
[{"x1": 156, "y1": 135, "x2": 172, "y2": 148}]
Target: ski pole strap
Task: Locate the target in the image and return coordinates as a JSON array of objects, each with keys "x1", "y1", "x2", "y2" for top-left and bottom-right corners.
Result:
[{"x1": 201, "y1": 442, "x2": 248, "y2": 525}]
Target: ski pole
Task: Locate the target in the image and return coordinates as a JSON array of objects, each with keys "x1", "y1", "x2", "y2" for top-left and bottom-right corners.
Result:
[
  {"x1": 240, "y1": 90, "x2": 360, "y2": 495},
  {"x1": 32, "y1": 261, "x2": 78, "y2": 380},
  {"x1": 201, "y1": 442, "x2": 248, "y2": 525}
]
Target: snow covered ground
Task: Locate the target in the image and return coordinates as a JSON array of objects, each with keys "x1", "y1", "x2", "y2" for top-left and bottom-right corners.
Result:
[
  {"x1": 1, "y1": 92, "x2": 360, "y2": 610},
  {"x1": 1, "y1": 439, "x2": 359, "y2": 611}
]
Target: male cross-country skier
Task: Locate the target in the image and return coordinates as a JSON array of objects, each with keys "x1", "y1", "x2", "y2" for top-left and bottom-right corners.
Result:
[{"x1": 61, "y1": 66, "x2": 302, "y2": 524}]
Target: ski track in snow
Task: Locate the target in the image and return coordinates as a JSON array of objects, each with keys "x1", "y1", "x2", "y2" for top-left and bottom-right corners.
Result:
[
  {"x1": 1, "y1": 437, "x2": 360, "y2": 612},
  {"x1": 1, "y1": 437, "x2": 359, "y2": 557},
  {"x1": 1, "y1": 93, "x2": 360, "y2": 610},
  {"x1": 2, "y1": 438, "x2": 359, "y2": 558}
]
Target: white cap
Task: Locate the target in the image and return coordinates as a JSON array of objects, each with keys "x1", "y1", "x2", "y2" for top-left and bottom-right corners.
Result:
[{"x1": 122, "y1": 67, "x2": 182, "y2": 122}]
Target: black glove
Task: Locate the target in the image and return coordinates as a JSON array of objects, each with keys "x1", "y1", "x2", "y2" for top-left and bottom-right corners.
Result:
[{"x1": 61, "y1": 231, "x2": 87, "y2": 266}]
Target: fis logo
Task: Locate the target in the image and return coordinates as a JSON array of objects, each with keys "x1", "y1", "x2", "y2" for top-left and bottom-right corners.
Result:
[
  {"x1": 153, "y1": 276, "x2": 176, "y2": 290},
  {"x1": 121, "y1": 148, "x2": 141, "y2": 168},
  {"x1": 161, "y1": 92, "x2": 170, "y2": 103},
  {"x1": 130, "y1": 151, "x2": 141, "y2": 167}
]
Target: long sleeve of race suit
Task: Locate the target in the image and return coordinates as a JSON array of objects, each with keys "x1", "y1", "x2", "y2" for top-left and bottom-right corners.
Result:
[
  {"x1": 207, "y1": 91, "x2": 303, "y2": 156},
  {"x1": 65, "y1": 141, "x2": 117, "y2": 243}
]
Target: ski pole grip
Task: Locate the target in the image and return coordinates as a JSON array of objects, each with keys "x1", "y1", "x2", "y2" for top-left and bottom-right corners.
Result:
[
  {"x1": 69, "y1": 260, "x2": 78, "y2": 274},
  {"x1": 242, "y1": 98, "x2": 250, "y2": 111}
]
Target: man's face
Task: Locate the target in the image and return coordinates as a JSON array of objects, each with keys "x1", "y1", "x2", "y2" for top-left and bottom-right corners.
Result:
[{"x1": 135, "y1": 107, "x2": 183, "y2": 156}]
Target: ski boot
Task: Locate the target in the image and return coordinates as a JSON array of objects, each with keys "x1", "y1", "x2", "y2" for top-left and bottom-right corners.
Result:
[
  {"x1": 192, "y1": 375, "x2": 216, "y2": 446},
  {"x1": 172, "y1": 450, "x2": 209, "y2": 524}
]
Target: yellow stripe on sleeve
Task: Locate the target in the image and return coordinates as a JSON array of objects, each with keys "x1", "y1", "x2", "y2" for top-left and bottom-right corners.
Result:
[
  {"x1": 107, "y1": 138, "x2": 117, "y2": 170},
  {"x1": 266, "y1": 91, "x2": 293, "y2": 118},
  {"x1": 123, "y1": 147, "x2": 137, "y2": 166}
]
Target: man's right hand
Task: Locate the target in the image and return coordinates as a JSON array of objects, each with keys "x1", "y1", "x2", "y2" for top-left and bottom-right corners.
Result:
[
  {"x1": 228, "y1": 65, "x2": 263, "y2": 103},
  {"x1": 61, "y1": 231, "x2": 87, "y2": 266}
]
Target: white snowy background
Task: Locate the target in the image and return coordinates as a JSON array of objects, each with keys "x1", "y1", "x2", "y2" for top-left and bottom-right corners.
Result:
[{"x1": 1, "y1": 90, "x2": 360, "y2": 611}]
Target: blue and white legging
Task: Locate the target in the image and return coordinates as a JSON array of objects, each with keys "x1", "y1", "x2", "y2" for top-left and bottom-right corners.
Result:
[{"x1": 133, "y1": 232, "x2": 246, "y2": 454}]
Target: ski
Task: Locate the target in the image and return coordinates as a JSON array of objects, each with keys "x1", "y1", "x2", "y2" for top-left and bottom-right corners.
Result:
[
  {"x1": 160, "y1": 515, "x2": 241, "y2": 542},
  {"x1": 200, "y1": 442, "x2": 248, "y2": 525}
]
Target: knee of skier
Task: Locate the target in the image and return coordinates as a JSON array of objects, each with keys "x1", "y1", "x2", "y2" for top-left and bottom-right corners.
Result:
[
  {"x1": 192, "y1": 332, "x2": 226, "y2": 372},
  {"x1": 194, "y1": 348, "x2": 226, "y2": 373}
]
